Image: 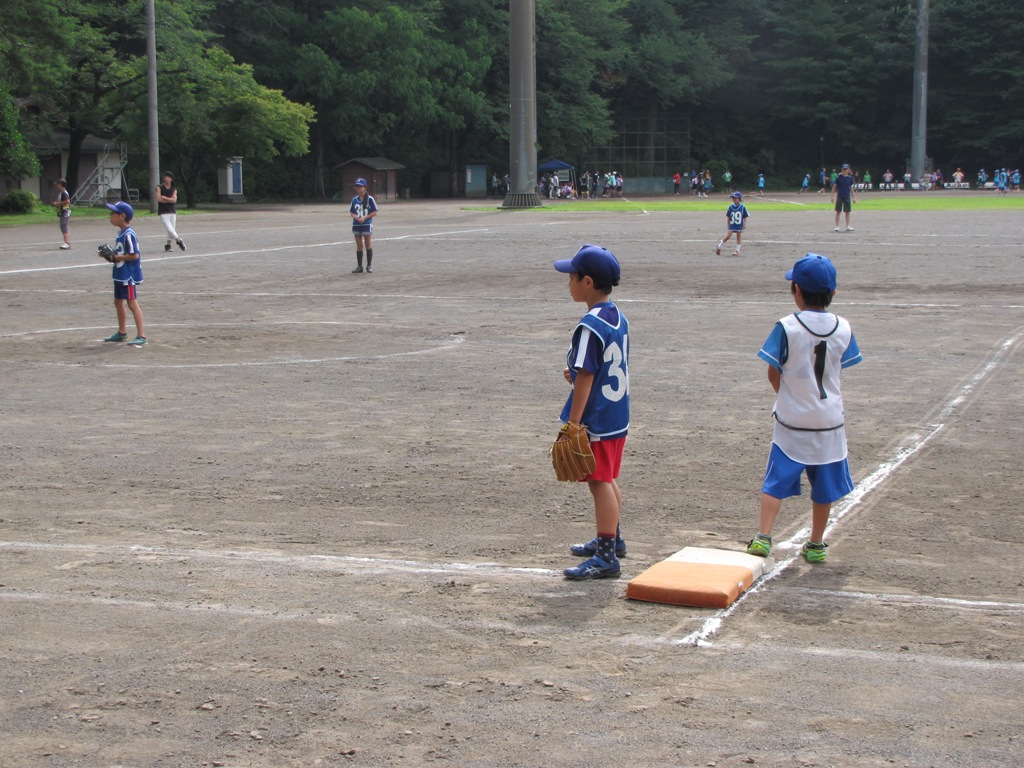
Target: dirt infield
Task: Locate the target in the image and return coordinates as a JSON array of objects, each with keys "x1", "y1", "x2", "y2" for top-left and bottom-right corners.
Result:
[{"x1": 1, "y1": 197, "x2": 1022, "y2": 767}]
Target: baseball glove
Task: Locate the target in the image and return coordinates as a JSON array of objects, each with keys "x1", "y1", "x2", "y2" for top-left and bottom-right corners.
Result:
[
  {"x1": 97, "y1": 244, "x2": 116, "y2": 263},
  {"x1": 550, "y1": 422, "x2": 596, "y2": 482}
]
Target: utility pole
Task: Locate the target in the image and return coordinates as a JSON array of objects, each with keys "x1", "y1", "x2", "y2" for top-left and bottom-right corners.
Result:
[
  {"x1": 910, "y1": 0, "x2": 929, "y2": 181},
  {"x1": 146, "y1": 0, "x2": 160, "y2": 213},
  {"x1": 501, "y1": 0, "x2": 541, "y2": 208}
]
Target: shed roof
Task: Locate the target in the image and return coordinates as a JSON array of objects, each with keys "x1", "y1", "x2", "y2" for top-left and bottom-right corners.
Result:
[{"x1": 337, "y1": 157, "x2": 406, "y2": 171}]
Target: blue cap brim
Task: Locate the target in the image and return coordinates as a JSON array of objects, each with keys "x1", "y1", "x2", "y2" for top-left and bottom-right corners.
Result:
[{"x1": 553, "y1": 259, "x2": 575, "y2": 273}]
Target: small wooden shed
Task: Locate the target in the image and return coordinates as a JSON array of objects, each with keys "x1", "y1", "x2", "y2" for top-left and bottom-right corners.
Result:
[{"x1": 337, "y1": 157, "x2": 406, "y2": 202}]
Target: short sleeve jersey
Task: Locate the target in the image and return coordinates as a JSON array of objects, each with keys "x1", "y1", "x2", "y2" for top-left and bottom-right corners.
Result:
[
  {"x1": 112, "y1": 226, "x2": 143, "y2": 285},
  {"x1": 833, "y1": 174, "x2": 855, "y2": 201},
  {"x1": 561, "y1": 302, "x2": 630, "y2": 440},
  {"x1": 726, "y1": 203, "x2": 749, "y2": 231},
  {"x1": 350, "y1": 193, "x2": 379, "y2": 235},
  {"x1": 758, "y1": 310, "x2": 861, "y2": 464}
]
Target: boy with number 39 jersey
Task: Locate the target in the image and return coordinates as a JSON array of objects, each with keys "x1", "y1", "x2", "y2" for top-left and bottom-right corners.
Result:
[
  {"x1": 553, "y1": 244, "x2": 630, "y2": 581},
  {"x1": 746, "y1": 253, "x2": 861, "y2": 564}
]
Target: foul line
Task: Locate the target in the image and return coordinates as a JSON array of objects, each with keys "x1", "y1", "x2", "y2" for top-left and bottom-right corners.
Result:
[
  {"x1": 0, "y1": 540, "x2": 559, "y2": 579},
  {"x1": 680, "y1": 324, "x2": 1024, "y2": 648}
]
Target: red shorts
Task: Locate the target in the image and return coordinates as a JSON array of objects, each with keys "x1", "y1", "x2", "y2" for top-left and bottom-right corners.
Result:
[{"x1": 583, "y1": 437, "x2": 625, "y2": 482}]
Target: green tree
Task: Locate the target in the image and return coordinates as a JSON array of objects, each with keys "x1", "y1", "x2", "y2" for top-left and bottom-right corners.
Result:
[
  {"x1": 0, "y1": 87, "x2": 41, "y2": 178},
  {"x1": 123, "y1": 47, "x2": 315, "y2": 207},
  {"x1": 929, "y1": 0, "x2": 1024, "y2": 170},
  {"x1": 740, "y1": 0, "x2": 913, "y2": 176},
  {"x1": 535, "y1": 0, "x2": 624, "y2": 166}
]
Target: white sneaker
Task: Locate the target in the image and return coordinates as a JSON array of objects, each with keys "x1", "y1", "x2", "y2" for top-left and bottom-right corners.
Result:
[
  {"x1": 59, "y1": 243, "x2": 71, "y2": 250},
  {"x1": 834, "y1": 227, "x2": 840, "y2": 232},
  {"x1": 846, "y1": 226, "x2": 855, "y2": 231}
]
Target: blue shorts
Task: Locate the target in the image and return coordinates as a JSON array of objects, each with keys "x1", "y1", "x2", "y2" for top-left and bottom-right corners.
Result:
[
  {"x1": 114, "y1": 282, "x2": 138, "y2": 301},
  {"x1": 761, "y1": 443, "x2": 854, "y2": 504},
  {"x1": 834, "y1": 199, "x2": 852, "y2": 213}
]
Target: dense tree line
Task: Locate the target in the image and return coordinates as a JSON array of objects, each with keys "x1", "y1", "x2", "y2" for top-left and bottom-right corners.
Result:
[{"x1": 2, "y1": 0, "x2": 1020, "y2": 202}]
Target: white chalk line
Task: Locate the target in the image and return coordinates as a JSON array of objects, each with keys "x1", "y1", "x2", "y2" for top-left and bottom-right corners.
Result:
[
  {"x1": 784, "y1": 587, "x2": 1024, "y2": 612},
  {"x1": 0, "y1": 318, "x2": 465, "y2": 369},
  {"x1": 0, "y1": 540, "x2": 558, "y2": 578},
  {"x1": 680, "y1": 324, "x2": 1024, "y2": 648},
  {"x1": 0, "y1": 229, "x2": 490, "y2": 276}
]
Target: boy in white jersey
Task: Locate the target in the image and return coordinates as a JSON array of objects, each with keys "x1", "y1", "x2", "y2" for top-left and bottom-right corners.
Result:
[{"x1": 746, "y1": 253, "x2": 862, "y2": 563}]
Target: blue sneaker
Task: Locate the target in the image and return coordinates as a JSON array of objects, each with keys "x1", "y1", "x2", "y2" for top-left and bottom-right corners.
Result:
[
  {"x1": 563, "y1": 555, "x2": 621, "y2": 581},
  {"x1": 127, "y1": 336, "x2": 147, "y2": 346},
  {"x1": 103, "y1": 331, "x2": 127, "y2": 342},
  {"x1": 570, "y1": 537, "x2": 627, "y2": 558}
]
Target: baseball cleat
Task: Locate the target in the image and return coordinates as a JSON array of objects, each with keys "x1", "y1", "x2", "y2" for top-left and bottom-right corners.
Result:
[
  {"x1": 352, "y1": 266, "x2": 363, "y2": 273},
  {"x1": 801, "y1": 541, "x2": 828, "y2": 563},
  {"x1": 570, "y1": 536, "x2": 626, "y2": 558},
  {"x1": 177, "y1": 238, "x2": 186, "y2": 250},
  {"x1": 746, "y1": 534, "x2": 773, "y2": 557},
  {"x1": 563, "y1": 555, "x2": 621, "y2": 580}
]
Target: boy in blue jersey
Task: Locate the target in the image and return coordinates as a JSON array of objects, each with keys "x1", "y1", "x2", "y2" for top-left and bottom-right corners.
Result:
[
  {"x1": 349, "y1": 178, "x2": 379, "y2": 273},
  {"x1": 716, "y1": 191, "x2": 749, "y2": 256},
  {"x1": 553, "y1": 244, "x2": 630, "y2": 580},
  {"x1": 102, "y1": 201, "x2": 146, "y2": 346},
  {"x1": 757, "y1": 173, "x2": 766, "y2": 197},
  {"x1": 745, "y1": 253, "x2": 862, "y2": 563}
]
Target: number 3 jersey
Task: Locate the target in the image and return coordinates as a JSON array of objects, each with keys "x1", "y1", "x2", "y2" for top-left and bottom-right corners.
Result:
[
  {"x1": 758, "y1": 310, "x2": 861, "y2": 464},
  {"x1": 561, "y1": 302, "x2": 630, "y2": 440}
]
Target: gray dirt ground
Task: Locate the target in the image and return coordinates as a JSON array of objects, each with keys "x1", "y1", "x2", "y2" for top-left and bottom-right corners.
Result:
[{"x1": 1, "y1": 195, "x2": 1022, "y2": 768}]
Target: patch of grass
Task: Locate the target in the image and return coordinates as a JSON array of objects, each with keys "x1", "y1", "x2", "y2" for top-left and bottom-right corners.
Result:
[
  {"x1": 0, "y1": 205, "x2": 146, "y2": 228},
  {"x1": 474, "y1": 192, "x2": 1024, "y2": 213}
]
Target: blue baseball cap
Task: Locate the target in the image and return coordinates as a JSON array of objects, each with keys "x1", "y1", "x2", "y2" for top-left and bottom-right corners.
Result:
[
  {"x1": 731, "y1": 191, "x2": 742, "y2": 199},
  {"x1": 354, "y1": 178, "x2": 367, "y2": 187},
  {"x1": 554, "y1": 244, "x2": 621, "y2": 287},
  {"x1": 105, "y1": 201, "x2": 134, "y2": 221},
  {"x1": 786, "y1": 253, "x2": 836, "y2": 293}
]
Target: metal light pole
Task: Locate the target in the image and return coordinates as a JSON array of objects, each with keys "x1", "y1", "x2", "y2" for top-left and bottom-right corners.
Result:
[
  {"x1": 910, "y1": 0, "x2": 929, "y2": 181},
  {"x1": 501, "y1": 0, "x2": 541, "y2": 208},
  {"x1": 146, "y1": 0, "x2": 160, "y2": 213}
]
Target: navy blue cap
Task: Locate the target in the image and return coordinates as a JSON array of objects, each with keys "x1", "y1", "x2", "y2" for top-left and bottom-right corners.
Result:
[
  {"x1": 105, "y1": 201, "x2": 134, "y2": 220},
  {"x1": 554, "y1": 244, "x2": 620, "y2": 286}
]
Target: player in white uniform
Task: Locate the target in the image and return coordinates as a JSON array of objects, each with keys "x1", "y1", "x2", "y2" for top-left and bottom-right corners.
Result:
[{"x1": 745, "y1": 253, "x2": 862, "y2": 563}]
